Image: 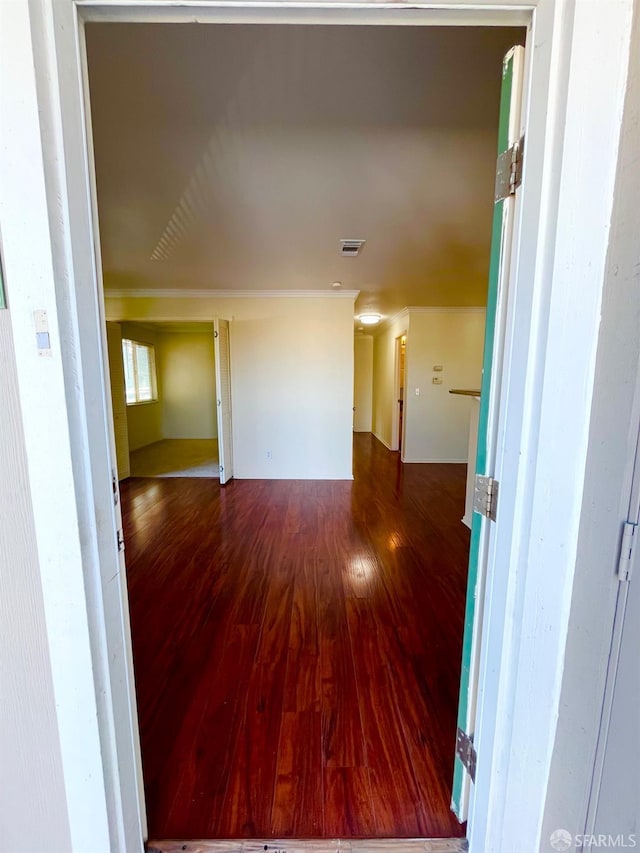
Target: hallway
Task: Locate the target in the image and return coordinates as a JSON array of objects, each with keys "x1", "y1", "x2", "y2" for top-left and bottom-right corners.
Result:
[{"x1": 123, "y1": 433, "x2": 470, "y2": 840}]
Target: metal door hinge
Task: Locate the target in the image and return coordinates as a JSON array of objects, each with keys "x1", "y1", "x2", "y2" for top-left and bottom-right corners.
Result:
[
  {"x1": 618, "y1": 521, "x2": 637, "y2": 582},
  {"x1": 117, "y1": 529, "x2": 125, "y2": 553},
  {"x1": 456, "y1": 727, "x2": 477, "y2": 782},
  {"x1": 495, "y1": 134, "x2": 525, "y2": 202},
  {"x1": 474, "y1": 475, "x2": 499, "y2": 522},
  {"x1": 112, "y1": 470, "x2": 119, "y2": 506}
]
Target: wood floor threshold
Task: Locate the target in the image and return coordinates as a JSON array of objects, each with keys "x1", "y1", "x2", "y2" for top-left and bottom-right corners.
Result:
[{"x1": 147, "y1": 839, "x2": 468, "y2": 853}]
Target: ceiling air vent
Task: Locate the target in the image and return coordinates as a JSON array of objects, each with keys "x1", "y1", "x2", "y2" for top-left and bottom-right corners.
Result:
[{"x1": 340, "y1": 239, "x2": 366, "y2": 257}]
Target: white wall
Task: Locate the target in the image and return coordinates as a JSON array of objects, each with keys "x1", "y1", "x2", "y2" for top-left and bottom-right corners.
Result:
[
  {"x1": 120, "y1": 322, "x2": 163, "y2": 451},
  {"x1": 353, "y1": 335, "x2": 373, "y2": 432},
  {"x1": 542, "y1": 3, "x2": 640, "y2": 844},
  {"x1": 159, "y1": 331, "x2": 217, "y2": 440},
  {"x1": 372, "y1": 311, "x2": 408, "y2": 449},
  {"x1": 106, "y1": 295, "x2": 355, "y2": 479},
  {"x1": 0, "y1": 5, "x2": 114, "y2": 848},
  {"x1": 403, "y1": 309, "x2": 485, "y2": 462},
  {"x1": 0, "y1": 310, "x2": 73, "y2": 853}
]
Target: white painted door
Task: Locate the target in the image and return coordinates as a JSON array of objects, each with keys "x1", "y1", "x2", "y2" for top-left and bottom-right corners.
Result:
[
  {"x1": 451, "y1": 45, "x2": 525, "y2": 819},
  {"x1": 106, "y1": 322, "x2": 130, "y2": 480},
  {"x1": 101, "y1": 330, "x2": 147, "y2": 842},
  {"x1": 214, "y1": 318, "x2": 234, "y2": 485},
  {"x1": 589, "y1": 418, "x2": 640, "y2": 839}
]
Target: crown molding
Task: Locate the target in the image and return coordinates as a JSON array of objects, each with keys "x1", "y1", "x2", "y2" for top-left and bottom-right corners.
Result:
[
  {"x1": 385, "y1": 306, "x2": 410, "y2": 327},
  {"x1": 368, "y1": 305, "x2": 486, "y2": 335},
  {"x1": 105, "y1": 288, "x2": 360, "y2": 301}
]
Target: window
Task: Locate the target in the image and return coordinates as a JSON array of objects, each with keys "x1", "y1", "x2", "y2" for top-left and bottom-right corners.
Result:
[{"x1": 122, "y1": 339, "x2": 157, "y2": 404}]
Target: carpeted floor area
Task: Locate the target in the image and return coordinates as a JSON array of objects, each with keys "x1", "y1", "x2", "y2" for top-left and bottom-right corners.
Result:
[{"x1": 129, "y1": 438, "x2": 219, "y2": 478}]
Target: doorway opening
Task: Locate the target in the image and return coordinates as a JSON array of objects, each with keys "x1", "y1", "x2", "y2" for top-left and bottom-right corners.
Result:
[
  {"x1": 394, "y1": 332, "x2": 407, "y2": 454},
  {"x1": 84, "y1": 17, "x2": 526, "y2": 847},
  {"x1": 107, "y1": 321, "x2": 221, "y2": 478}
]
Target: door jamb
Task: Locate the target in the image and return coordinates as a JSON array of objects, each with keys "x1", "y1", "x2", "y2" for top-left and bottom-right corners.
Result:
[{"x1": 392, "y1": 331, "x2": 407, "y2": 455}]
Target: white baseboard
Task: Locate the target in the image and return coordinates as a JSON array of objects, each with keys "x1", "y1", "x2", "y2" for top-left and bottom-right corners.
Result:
[
  {"x1": 234, "y1": 472, "x2": 354, "y2": 481},
  {"x1": 370, "y1": 435, "x2": 465, "y2": 464},
  {"x1": 403, "y1": 457, "x2": 468, "y2": 464},
  {"x1": 372, "y1": 432, "x2": 395, "y2": 451},
  {"x1": 462, "y1": 514, "x2": 472, "y2": 529}
]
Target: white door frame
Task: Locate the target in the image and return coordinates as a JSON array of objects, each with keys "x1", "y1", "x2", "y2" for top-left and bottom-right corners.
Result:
[
  {"x1": 392, "y1": 331, "x2": 407, "y2": 455},
  {"x1": 1, "y1": 1, "x2": 634, "y2": 851}
]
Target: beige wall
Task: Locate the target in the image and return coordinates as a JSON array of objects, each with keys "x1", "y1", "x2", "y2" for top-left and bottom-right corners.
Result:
[
  {"x1": 372, "y1": 308, "x2": 485, "y2": 461},
  {"x1": 372, "y1": 311, "x2": 408, "y2": 449},
  {"x1": 160, "y1": 331, "x2": 217, "y2": 440},
  {"x1": 0, "y1": 312, "x2": 72, "y2": 853},
  {"x1": 107, "y1": 295, "x2": 355, "y2": 479},
  {"x1": 403, "y1": 310, "x2": 485, "y2": 462},
  {"x1": 120, "y1": 322, "x2": 163, "y2": 451},
  {"x1": 353, "y1": 335, "x2": 373, "y2": 432}
]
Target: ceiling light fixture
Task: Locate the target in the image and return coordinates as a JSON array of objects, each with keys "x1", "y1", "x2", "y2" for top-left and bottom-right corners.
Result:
[
  {"x1": 331, "y1": 281, "x2": 342, "y2": 289},
  {"x1": 359, "y1": 313, "x2": 381, "y2": 326}
]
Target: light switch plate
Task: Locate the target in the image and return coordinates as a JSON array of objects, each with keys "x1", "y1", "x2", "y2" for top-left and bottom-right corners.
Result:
[{"x1": 34, "y1": 310, "x2": 52, "y2": 356}]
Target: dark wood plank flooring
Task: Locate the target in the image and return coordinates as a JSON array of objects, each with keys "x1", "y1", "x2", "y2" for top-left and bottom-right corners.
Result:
[{"x1": 123, "y1": 433, "x2": 469, "y2": 839}]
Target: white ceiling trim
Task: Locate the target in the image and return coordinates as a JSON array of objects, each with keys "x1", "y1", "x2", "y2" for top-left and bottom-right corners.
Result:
[
  {"x1": 78, "y1": 3, "x2": 532, "y2": 28},
  {"x1": 373, "y1": 306, "x2": 409, "y2": 333},
  {"x1": 105, "y1": 288, "x2": 360, "y2": 300},
  {"x1": 371, "y1": 304, "x2": 486, "y2": 334}
]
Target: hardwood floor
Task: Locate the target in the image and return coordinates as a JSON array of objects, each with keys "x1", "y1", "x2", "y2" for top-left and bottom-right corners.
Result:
[{"x1": 122, "y1": 433, "x2": 470, "y2": 840}]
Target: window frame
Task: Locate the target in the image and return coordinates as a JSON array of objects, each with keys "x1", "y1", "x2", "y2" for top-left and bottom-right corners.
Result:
[{"x1": 121, "y1": 337, "x2": 158, "y2": 406}]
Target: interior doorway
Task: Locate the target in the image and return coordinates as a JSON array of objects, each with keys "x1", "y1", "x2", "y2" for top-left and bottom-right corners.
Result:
[
  {"x1": 82, "y1": 15, "x2": 525, "y2": 848},
  {"x1": 394, "y1": 333, "x2": 407, "y2": 453},
  {"x1": 8, "y1": 0, "x2": 628, "y2": 846},
  {"x1": 107, "y1": 321, "x2": 221, "y2": 479}
]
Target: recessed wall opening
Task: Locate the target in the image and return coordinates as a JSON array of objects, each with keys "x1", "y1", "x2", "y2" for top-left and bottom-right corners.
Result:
[
  {"x1": 85, "y1": 19, "x2": 526, "y2": 846},
  {"x1": 107, "y1": 321, "x2": 221, "y2": 479}
]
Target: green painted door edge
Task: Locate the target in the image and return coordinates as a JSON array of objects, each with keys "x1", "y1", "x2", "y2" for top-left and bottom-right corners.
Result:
[{"x1": 450, "y1": 47, "x2": 516, "y2": 818}]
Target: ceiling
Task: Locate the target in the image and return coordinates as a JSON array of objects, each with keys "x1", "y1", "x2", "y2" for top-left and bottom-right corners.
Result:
[{"x1": 86, "y1": 23, "x2": 525, "y2": 324}]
